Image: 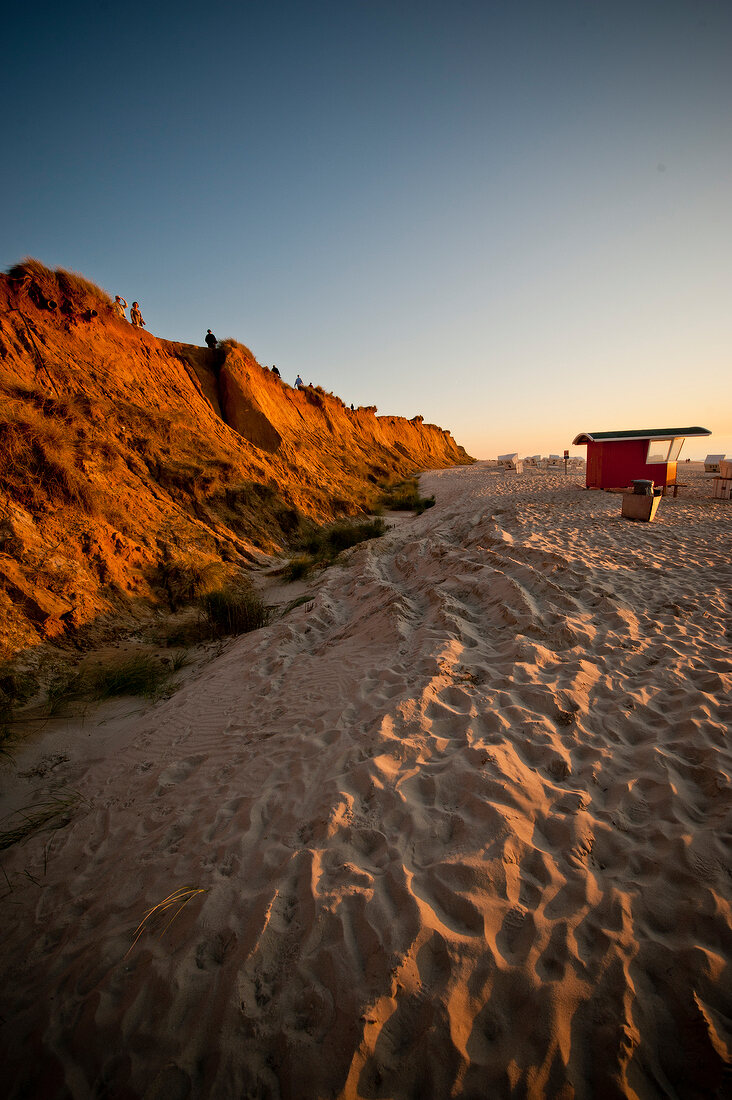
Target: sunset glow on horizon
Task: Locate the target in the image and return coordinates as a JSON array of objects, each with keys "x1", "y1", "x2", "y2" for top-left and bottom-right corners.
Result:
[{"x1": 2, "y1": 0, "x2": 730, "y2": 459}]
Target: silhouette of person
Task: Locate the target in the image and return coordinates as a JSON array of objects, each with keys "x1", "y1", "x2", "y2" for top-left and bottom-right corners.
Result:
[
  {"x1": 271, "y1": 365, "x2": 281, "y2": 377},
  {"x1": 205, "y1": 329, "x2": 217, "y2": 350}
]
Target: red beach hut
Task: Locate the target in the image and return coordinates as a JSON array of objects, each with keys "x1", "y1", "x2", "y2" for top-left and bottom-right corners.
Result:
[{"x1": 571, "y1": 427, "x2": 711, "y2": 491}]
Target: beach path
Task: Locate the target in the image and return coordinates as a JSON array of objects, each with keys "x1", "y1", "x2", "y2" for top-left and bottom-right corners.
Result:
[{"x1": 1, "y1": 463, "x2": 730, "y2": 1099}]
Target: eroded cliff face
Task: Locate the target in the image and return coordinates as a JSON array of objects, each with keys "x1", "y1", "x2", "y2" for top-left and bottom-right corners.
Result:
[{"x1": 0, "y1": 261, "x2": 472, "y2": 655}]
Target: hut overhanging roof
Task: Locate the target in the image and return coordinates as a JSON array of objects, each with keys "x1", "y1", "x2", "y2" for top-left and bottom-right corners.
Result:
[{"x1": 572, "y1": 427, "x2": 711, "y2": 445}]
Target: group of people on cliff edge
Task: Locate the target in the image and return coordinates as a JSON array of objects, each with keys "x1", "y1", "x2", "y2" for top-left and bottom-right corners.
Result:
[
  {"x1": 113, "y1": 296, "x2": 145, "y2": 328},
  {"x1": 198, "y1": 338, "x2": 325, "y2": 398},
  {"x1": 110, "y1": 300, "x2": 361, "y2": 411}
]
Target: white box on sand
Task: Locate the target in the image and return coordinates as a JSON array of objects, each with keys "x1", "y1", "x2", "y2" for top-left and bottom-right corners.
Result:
[{"x1": 712, "y1": 478, "x2": 732, "y2": 500}]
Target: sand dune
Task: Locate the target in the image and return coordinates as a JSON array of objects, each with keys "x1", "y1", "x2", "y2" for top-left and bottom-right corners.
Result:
[{"x1": 1, "y1": 463, "x2": 730, "y2": 1098}]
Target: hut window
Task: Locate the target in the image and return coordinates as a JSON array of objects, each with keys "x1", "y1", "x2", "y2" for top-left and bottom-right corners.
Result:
[
  {"x1": 646, "y1": 439, "x2": 672, "y2": 463},
  {"x1": 667, "y1": 438, "x2": 684, "y2": 461}
]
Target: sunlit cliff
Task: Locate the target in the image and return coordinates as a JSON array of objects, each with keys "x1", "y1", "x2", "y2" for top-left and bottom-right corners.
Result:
[{"x1": 0, "y1": 260, "x2": 472, "y2": 655}]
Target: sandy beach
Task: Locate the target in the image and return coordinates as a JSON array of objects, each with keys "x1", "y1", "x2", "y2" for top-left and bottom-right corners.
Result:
[{"x1": 1, "y1": 462, "x2": 730, "y2": 1099}]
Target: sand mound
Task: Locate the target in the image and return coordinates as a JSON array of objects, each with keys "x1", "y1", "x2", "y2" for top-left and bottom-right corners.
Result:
[{"x1": 0, "y1": 464, "x2": 730, "y2": 1097}]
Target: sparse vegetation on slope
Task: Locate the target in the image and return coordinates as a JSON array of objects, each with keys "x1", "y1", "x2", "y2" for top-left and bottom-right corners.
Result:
[
  {"x1": 0, "y1": 258, "x2": 472, "y2": 659},
  {"x1": 199, "y1": 586, "x2": 270, "y2": 637},
  {"x1": 1, "y1": 391, "x2": 100, "y2": 514},
  {"x1": 0, "y1": 663, "x2": 37, "y2": 757},
  {"x1": 0, "y1": 789, "x2": 80, "y2": 852},
  {"x1": 283, "y1": 517, "x2": 387, "y2": 580},
  {"x1": 85, "y1": 653, "x2": 174, "y2": 700},
  {"x1": 378, "y1": 476, "x2": 436, "y2": 514}
]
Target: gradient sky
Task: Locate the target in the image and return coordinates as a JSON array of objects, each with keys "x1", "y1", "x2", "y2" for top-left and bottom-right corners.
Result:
[{"x1": 2, "y1": 0, "x2": 730, "y2": 459}]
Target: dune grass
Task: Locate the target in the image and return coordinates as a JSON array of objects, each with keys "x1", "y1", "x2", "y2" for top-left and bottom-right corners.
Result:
[
  {"x1": 158, "y1": 555, "x2": 226, "y2": 611},
  {"x1": 283, "y1": 557, "x2": 313, "y2": 582},
  {"x1": 85, "y1": 653, "x2": 173, "y2": 700},
  {"x1": 45, "y1": 653, "x2": 187, "y2": 712},
  {"x1": 44, "y1": 667, "x2": 83, "y2": 714},
  {"x1": 199, "y1": 587, "x2": 270, "y2": 638},
  {"x1": 378, "y1": 477, "x2": 435, "y2": 514},
  {"x1": 0, "y1": 399, "x2": 99, "y2": 515},
  {"x1": 283, "y1": 517, "x2": 386, "y2": 581},
  {"x1": 7, "y1": 258, "x2": 110, "y2": 305},
  {"x1": 0, "y1": 790, "x2": 80, "y2": 852}
]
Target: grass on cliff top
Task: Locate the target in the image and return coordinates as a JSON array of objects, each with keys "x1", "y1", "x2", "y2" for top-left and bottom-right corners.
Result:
[
  {"x1": 7, "y1": 257, "x2": 111, "y2": 306},
  {"x1": 284, "y1": 517, "x2": 387, "y2": 581},
  {"x1": 217, "y1": 337, "x2": 257, "y2": 360}
]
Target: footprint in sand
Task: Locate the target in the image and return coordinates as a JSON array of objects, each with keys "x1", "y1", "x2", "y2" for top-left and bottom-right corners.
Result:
[
  {"x1": 536, "y1": 920, "x2": 571, "y2": 981},
  {"x1": 155, "y1": 754, "x2": 207, "y2": 793},
  {"x1": 416, "y1": 930, "x2": 452, "y2": 990},
  {"x1": 496, "y1": 904, "x2": 537, "y2": 962}
]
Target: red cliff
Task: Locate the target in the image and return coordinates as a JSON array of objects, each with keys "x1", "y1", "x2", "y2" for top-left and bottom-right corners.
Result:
[{"x1": 0, "y1": 260, "x2": 472, "y2": 654}]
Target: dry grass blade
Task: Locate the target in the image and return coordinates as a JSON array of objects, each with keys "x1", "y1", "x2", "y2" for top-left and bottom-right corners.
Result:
[
  {"x1": 126, "y1": 887, "x2": 206, "y2": 956},
  {"x1": 0, "y1": 790, "x2": 80, "y2": 851}
]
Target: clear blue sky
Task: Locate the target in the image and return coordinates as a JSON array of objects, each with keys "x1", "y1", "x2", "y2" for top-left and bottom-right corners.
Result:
[{"x1": 2, "y1": 0, "x2": 730, "y2": 459}]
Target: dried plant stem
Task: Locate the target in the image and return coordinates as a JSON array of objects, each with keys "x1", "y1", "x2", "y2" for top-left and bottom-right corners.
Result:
[{"x1": 126, "y1": 887, "x2": 206, "y2": 957}]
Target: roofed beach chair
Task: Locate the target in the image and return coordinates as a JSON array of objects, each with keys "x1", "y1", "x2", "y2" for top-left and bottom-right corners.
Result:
[{"x1": 498, "y1": 453, "x2": 523, "y2": 473}]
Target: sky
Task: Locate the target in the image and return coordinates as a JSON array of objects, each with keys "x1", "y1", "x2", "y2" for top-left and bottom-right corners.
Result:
[{"x1": 2, "y1": 0, "x2": 730, "y2": 460}]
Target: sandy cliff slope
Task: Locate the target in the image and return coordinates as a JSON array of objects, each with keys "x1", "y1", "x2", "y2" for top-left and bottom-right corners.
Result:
[{"x1": 0, "y1": 261, "x2": 472, "y2": 656}]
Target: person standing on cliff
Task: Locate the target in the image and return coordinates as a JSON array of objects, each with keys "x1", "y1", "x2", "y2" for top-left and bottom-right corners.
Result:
[
  {"x1": 113, "y1": 295, "x2": 127, "y2": 319},
  {"x1": 294, "y1": 374, "x2": 303, "y2": 389},
  {"x1": 205, "y1": 329, "x2": 217, "y2": 350},
  {"x1": 130, "y1": 301, "x2": 145, "y2": 328}
]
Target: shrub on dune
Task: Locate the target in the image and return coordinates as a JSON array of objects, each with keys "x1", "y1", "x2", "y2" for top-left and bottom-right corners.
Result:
[
  {"x1": 199, "y1": 587, "x2": 270, "y2": 637},
  {"x1": 379, "y1": 477, "x2": 435, "y2": 514},
  {"x1": 283, "y1": 517, "x2": 387, "y2": 581}
]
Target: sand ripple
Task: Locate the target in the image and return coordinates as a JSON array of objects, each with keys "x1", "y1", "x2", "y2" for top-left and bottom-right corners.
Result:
[{"x1": 1, "y1": 464, "x2": 730, "y2": 1098}]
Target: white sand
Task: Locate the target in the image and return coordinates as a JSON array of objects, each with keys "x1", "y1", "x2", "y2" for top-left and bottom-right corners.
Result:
[{"x1": 1, "y1": 463, "x2": 730, "y2": 1098}]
